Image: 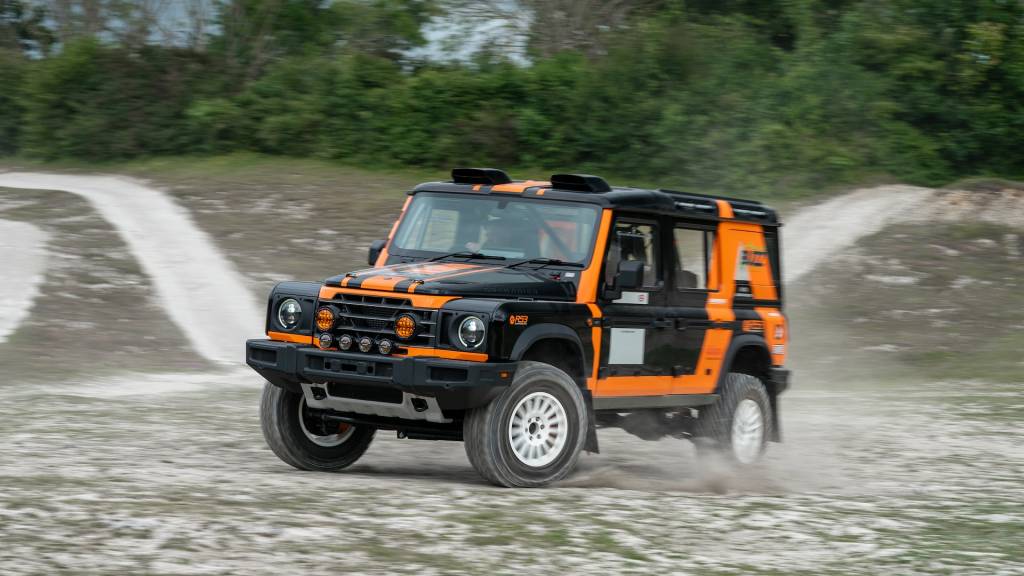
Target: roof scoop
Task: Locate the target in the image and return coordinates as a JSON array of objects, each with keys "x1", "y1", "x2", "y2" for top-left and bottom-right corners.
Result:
[
  {"x1": 550, "y1": 173, "x2": 611, "y2": 193},
  {"x1": 451, "y1": 168, "x2": 512, "y2": 185}
]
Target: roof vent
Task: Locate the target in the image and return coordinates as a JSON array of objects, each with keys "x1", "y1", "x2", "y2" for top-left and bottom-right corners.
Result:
[
  {"x1": 451, "y1": 168, "x2": 512, "y2": 185},
  {"x1": 549, "y1": 174, "x2": 611, "y2": 193}
]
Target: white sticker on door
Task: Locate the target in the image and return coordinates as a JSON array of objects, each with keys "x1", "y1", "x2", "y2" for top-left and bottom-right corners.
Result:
[
  {"x1": 613, "y1": 291, "x2": 649, "y2": 305},
  {"x1": 609, "y1": 328, "x2": 645, "y2": 364}
]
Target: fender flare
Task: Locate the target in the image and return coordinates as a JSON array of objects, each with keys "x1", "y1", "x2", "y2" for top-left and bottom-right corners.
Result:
[
  {"x1": 715, "y1": 333, "x2": 780, "y2": 442},
  {"x1": 508, "y1": 323, "x2": 596, "y2": 453},
  {"x1": 509, "y1": 323, "x2": 587, "y2": 381},
  {"x1": 714, "y1": 334, "x2": 771, "y2": 394}
]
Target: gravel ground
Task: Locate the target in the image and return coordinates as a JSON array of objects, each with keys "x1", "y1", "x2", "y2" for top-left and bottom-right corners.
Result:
[
  {"x1": 1, "y1": 175, "x2": 1021, "y2": 574},
  {"x1": 1, "y1": 373, "x2": 1021, "y2": 574}
]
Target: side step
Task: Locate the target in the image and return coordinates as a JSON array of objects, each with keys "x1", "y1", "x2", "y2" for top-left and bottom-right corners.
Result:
[{"x1": 592, "y1": 394, "x2": 718, "y2": 411}]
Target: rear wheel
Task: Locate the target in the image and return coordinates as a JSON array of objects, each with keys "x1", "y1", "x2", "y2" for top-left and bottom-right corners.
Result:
[
  {"x1": 694, "y1": 372, "x2": 772, "y2": 465},
  {"x1": 464, "y1": 361, "x2": 588, "y2": 487},
  {"x1": 260, "y1": 383, "x2": 375, "y2": 471}
]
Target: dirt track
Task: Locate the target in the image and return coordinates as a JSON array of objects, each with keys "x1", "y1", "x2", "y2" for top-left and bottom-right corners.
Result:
[
  {"x1": 0, "y1": 219, "x2": 47, "y2": 343},
  {"x1": 1, "y1": 175, "x2": 1021, "y2": 574}
]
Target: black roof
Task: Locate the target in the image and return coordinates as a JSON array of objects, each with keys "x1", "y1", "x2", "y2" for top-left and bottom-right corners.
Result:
[{"x1": 410, "y1": 171, "x2": 779, "y2": 225}]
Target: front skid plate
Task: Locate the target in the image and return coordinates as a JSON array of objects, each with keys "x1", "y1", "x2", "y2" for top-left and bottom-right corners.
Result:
[{"x1": 300, "y1": 383, "x2": 452, "y2": 423}]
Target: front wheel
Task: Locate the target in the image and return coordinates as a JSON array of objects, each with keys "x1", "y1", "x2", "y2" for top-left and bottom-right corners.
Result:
[
  {"x1": 463, "y1": 361, "x2": 588, "y2": 487},
  {"x1": 694, "y1": 372, "x2": 773, "y2": 465},
  {"x1": 260, "y1": 383, "x2": 375, "y2": 472}
]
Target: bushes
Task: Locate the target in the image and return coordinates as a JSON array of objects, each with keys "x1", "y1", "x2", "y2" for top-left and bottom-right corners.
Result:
[
  {"x1": 0, "y1": 49, "x2": 24, "y2": 155},
  {"x1": 18, "y1": 40, "x2": 217, "y2": 159},
  {"x1": 2, "y1": 1, "x2": 1024, "y2": 197}
]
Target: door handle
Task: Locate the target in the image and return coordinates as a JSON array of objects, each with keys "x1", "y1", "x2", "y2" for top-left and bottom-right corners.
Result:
[{"x1": 652, "y1": 319, "x2": 673, "y2": 328}]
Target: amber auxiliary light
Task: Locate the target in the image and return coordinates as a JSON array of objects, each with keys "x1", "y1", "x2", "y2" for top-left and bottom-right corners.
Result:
[
  {"x1": 395, "y1": 314, "x2": 417, "y2": 339},
  {"x1": 315, "y1": 307, "x2": 335, "y2": 331}
]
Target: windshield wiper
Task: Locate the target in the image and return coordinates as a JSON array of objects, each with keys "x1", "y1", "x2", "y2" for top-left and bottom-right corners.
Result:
[
  {"x1": 429, "y1": 251, "x2": 507, "y2": 262},
  {"x1": 507, "y1": 257, "x2": 585, "y2": 270}
]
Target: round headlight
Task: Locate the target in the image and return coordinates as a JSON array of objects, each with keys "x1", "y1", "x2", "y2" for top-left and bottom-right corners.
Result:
[
  {"x1": 358, "y1": 336, "x2": 374, "y2": 353},
  {"x1": 317, "y1": 332, "x2": 333, "y2": 349},
  {"x1": 395, "y1": 314, "x2": 417, "y2": 340},
  {"x1": 315, "y1": 307, "x2": 335, "y2": 331},
  {"x1": 338, "y1": 334, "x2": 354, "y2": 351},
  {"x1": 277, "y1": 298, "x2": 302, "y2": 330},
  {"x1": 457, "y1": 316, "x2": 486, "y2": 349}
]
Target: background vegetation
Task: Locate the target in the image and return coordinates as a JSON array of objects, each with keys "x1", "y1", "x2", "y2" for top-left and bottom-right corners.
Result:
[{"x1": 2, "y1": 0, "x2": 1024, "y2": 197}]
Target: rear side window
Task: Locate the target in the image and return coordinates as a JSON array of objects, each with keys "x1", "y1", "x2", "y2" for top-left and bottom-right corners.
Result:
[{"x1": 673, "y1": 226, "x2": 713, "y2": 290}]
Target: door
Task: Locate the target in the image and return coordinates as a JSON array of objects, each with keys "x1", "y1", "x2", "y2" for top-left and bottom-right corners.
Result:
[
  {"x1": 665, "y1": 222, "x2": 716, "y2": 392},
  {"x1": 594, "y1": 216, "x2": 672, "y2": 397}
]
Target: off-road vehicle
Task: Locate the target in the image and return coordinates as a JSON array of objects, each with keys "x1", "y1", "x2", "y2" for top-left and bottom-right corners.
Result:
[{"x1": 247, "y1": 168, "x2": 789, "y2": 487}]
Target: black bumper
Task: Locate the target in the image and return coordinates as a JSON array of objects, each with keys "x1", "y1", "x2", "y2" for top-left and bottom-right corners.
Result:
[
  {"x1": 769, "y1": 367, "x2": 790, "y2": 393},
  {"x1": 246, "y1": 339, "x2": 517, "y2": 411}
]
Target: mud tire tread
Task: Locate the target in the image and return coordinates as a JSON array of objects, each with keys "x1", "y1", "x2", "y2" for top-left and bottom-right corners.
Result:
[
  {"x1": 694, "y1": 372, "x2": 773, "y2": 465},
  {"x1": 260, "y1": 382, "x2": 375, "y2": 472},
  {"x1": 463, "y1": 361, "x2": 587, "y2": 488}
]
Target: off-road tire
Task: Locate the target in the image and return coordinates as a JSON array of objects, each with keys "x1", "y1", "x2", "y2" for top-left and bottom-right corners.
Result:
[
  {"x1": 260, "y1": 383, "x2": 375, "y2": 472},
  {"x1": 694, "y1": 372, "x2": 773, "y2": 465},
  {"x1": 463, "y1": 361, "x2": 588, "y2": 488}
]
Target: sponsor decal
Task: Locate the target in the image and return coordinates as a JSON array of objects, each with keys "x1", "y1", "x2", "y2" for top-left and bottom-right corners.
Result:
[
  {"x1": 741, "y1": 247, "x2": 769, "y2": 268},
  {"x1": 742, "y1": 320, "x2": 765, "y2": 332},
  {"x1": 509, "y1": 314, "x2": 529, "y2": 326}
]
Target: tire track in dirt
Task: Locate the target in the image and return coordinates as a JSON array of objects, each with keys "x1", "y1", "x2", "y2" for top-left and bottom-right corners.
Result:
[
  {"x1": 0, "y1": 172, "x2": 262, "y2": 365},
  {"x1": 782, "y1": 185, "x2": 934, "y2": 282},
  {"x1": 0, "y1": 219, "x2": 48, "y2": 343}
]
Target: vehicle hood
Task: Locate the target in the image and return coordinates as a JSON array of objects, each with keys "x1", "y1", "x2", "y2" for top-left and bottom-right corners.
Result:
[{"x1": 324, "y1": 261, "x2": 577, "y2": 300}]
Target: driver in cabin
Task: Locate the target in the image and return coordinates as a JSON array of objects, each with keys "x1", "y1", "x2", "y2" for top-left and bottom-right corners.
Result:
[{"x1": 465, "y1": 216, "x2": 531, "y2": 256}]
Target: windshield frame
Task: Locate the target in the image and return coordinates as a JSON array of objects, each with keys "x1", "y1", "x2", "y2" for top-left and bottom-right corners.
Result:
[{"x1": 387, "y1": 192, "x2": 604, "y2": 267}]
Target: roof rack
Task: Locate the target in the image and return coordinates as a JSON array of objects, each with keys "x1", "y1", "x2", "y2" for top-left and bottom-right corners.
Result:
[
  {"x1": 673, "y1": 199, "x2": 716, "y2": 214},
  {"x1": 452, "y1": 168, "x2": 512, "y2": 185},
  {"x1": 550, "y1": 174, "x2": 611, "y2": 193},
  {"x1": 658, "y1": 188, "x2": 763, "y2": 206}
]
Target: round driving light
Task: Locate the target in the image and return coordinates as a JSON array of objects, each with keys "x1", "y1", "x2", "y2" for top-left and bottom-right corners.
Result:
[
  {"x1": 277, "y1": 298, "x2": 302, "y2": 330},
  {"x1": 395, "y1": 314, "x2": 417, "y2": 340},
  {"x1": 457, "y1": 315, "x2": 486, "y2": 349},
  {"x1": 358, "y1": 336, "x2": 373, "y2": 353},
  {"x1": 378, "y1": 339, "x2": 393, "y2": 355},
  {"x1": 338, "y1": 334, "x2": 354, "y2": 351},
  {"x1": 317, "y1": 332, "x2": 333, "y2": 349},
  {"x1": 315, "y1": 307, "x2": 335, "y2": 331}
]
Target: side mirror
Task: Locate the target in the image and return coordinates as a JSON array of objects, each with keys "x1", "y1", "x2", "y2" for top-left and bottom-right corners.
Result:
[
  {"x1": 617, "y1": 259, "x2": 645, "y2": 290},
  {"x1": 368, "y1": 239, "x2": 387, "y2": 266}
]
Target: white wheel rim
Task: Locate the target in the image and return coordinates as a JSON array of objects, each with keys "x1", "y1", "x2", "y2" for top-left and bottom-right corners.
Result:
[
  {"x1": 731, "y1": 398, "x2": 765, "y2": 464},
  {"x1": 298, "y1": 397, "x2": 355, "y2": 447},
  {"x1": 508, "y1": 391, "x2": 569, "y2": 468}
]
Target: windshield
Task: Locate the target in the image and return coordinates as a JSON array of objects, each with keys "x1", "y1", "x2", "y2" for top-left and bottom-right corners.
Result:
[{"x1": 391, "y1": 193, "x2": 602, "y2": 264}]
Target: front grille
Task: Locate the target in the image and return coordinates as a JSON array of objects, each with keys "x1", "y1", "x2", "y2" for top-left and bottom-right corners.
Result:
[{"x1": 321, "y1": 293, "x2": 438, "y2": 350}]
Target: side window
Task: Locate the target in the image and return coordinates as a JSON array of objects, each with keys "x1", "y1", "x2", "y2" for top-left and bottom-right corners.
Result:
[
  {"x1": 673, "y1": 226, "x2": 712, "y2": 290},
  {"x1": 607, "y1": 220, "x2": 661, "y2": 288}
]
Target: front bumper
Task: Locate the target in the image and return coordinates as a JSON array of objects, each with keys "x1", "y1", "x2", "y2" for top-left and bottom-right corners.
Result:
[
  {"x1": 768, "y1": 367, "x2": 790, "y2": 394},
  {"x1": 246, "y1": 339, "x2": 516, "y2": 415}
]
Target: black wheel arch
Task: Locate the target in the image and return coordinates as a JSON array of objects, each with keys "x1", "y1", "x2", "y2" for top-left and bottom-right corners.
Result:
[
  {"x1": 509, "y1": 324, "x2": 587, "y2": 386},
  {"x1": 508, "y1": 324, "x2": 597, "y2": 453},
  {"x1": 716, "y1": 334, "x2": 780, "y2": 442}
]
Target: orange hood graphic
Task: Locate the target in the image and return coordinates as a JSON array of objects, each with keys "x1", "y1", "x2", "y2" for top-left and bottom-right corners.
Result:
[{"x1": 326, "y1": 261, "x2": 499, "y2": 292}]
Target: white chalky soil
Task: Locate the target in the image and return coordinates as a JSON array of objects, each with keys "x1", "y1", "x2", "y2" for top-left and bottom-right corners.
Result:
[
  {"x1": 0, "y1": 176, "x2": 1020, "y2": 574},
  {"x1": 0, "y1": 219, "x2": 48, "y2": 343}
]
